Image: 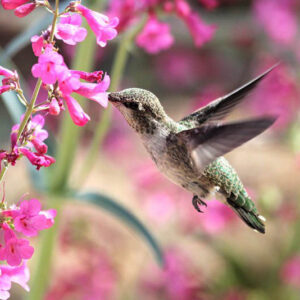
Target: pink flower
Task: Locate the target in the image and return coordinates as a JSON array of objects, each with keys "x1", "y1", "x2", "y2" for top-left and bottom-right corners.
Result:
[
  {"x1": 0, "y1": 86, "x2": 11, "y2": 95},
  {"x1": 281, "y1": 255, "x2": 300, "y2": 288},
  {"x1": 254, "y1": 0, "x2": 297, "y2": 45},
  {"x1": 14, "y1": 2, "x2": 36, "y2": 17},
  {"x1": 31, "y1": 35, "x2": 44, "y2": 57},
  {"x1": 20, "y1": 148, "x2": 55, "y2": 170},
  {"x1": 136, "y1": 16, "x2": 174, "y2": 54},
  {"x1": 0, "y1": 263, "x2": 30, "y2": 299},
  {"x1": 0, "y1": 225, "x2": 34, "y2": 266},
  {"x1": 40, "y1": 208, "x2": 56, "y2": 229},
  {"x1": 74, "y1": 73, "x2": 110, "y2": 107},
  {"x1": 13, "y1": 199, "x2": 49, "y2": 237},
  {"x1": 55, "y1": 13, "x2": 87, "y2": 45},
  {"x1": 1, "y1": 0, "x2": 36, "y2": 17},
  {"x1": 64, "y1": 94, "x2": 90, "y2": 126},
  {"x1": 107, "y1": 0, "x2": 137, "y2": 33},
  {"x1": 182, "y1": 12, "x2": 216, "y2": 47},
  {"x1": 1, "y1": 0, "x2": 28, "y2": 9},
  {"x1": 76, "y1": 4, "x2": 119, "y2": 47},
  {"x1": 31, "y1": 47, "x2": 68, "y2": 85},
  {"x1": 0, "y1": 66, "x2": 15, "y2": 78},
  {"x1": 0, "y1": 66, "x2": 18, "y2": 95}
]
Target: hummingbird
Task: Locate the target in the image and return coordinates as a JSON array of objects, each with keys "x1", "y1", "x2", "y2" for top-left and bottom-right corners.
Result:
[{"x1": 108, "y1": 66, "x2": 277, "y2": 234}]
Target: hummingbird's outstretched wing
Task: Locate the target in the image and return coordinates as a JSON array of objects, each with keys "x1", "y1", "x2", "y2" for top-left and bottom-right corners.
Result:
[
  {"x1": 179, "y1": 64, "x2": 278, "y2": 128},
  {"x1": 176, "y1": 117, "x2": 276, "y2": 171}
]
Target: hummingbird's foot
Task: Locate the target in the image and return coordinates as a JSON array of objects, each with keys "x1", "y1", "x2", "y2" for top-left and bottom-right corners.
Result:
[{"x1": 192, "y1": 195, "x2": 207, "y2": 213}]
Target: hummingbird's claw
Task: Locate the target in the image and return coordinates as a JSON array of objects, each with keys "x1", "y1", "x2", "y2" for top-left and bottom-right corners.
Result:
[{"x1": 192, "y1": 195, "x2": 207, "y2": 213}]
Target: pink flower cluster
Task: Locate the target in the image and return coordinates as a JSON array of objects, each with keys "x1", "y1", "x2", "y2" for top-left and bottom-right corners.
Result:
[
  {"x1": 1, "y1": 1, "x2": 119, "y2": 127},
  {"x1": 136, "y1": 0, "x2": 216, "y2": 53},
  {"x1": 1, "y1": 0, "x2": 37, "y2": 17},
  {"x1": 108, "y1": 0, "x2": 216, "y2": 54},
  {"x1": 0, "y1": 114, "x2": 55, "y2": 171},
  {"x1": 0, "y1": 198, "x2": 55, "y2": 299}
]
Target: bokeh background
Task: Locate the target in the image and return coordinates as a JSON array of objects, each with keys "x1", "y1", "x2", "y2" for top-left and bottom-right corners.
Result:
[{"x1": 1, "y1": 0, "x2": 300, "y2": 299}]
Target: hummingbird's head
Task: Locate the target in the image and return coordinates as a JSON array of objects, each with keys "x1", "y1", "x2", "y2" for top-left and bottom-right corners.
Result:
[{"x1": 108, "y1": 88, "x2": 168, "y2": 134}]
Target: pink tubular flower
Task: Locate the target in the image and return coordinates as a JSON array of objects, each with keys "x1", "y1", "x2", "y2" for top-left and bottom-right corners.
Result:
[
  {"x1": 1, "y1": 0, "x2": 36, "y2": 17},
  {"x1": 74, "y1": 73, "x2": 110, "y2": 107},
  {"x1": 31, "y1": 35, "x2": 44, "y2": 57},
  {"x1": 182, "y1": 12, "x2": 216, "y2": 47},
  {"x1": 1, "y1": 0, "x2": 28, "y2": 9},
  {"x1": 136, "y1": 16, "x2": 174, "y2": 54},
  {"x1": 14, "y1": 2, "x2": 36, "y2": 17},
  {"x1": 76, "y1": 4, "x2": 119, "y2": 47},
  {"x1": 0, "y1": 225, "x2": 34, "y2": 266},
  {"x1": 13, "y1": 199, "x2": 49, "y2": 237},
  {"x1": 64, "y1": 94, "x2": 90, "y2": 126},
  {"x1": 55, "y1": 13, "x2": 87, "y2": 45},
  {"x1": 31, "y1": 47, "x2": 68, "y2": 85},
  {"x1": 0, "y1": 67, "x2": 15, "y2": 78},
  {"x1": 20, "y1": 148, "x2": 55, "y2": 170}
]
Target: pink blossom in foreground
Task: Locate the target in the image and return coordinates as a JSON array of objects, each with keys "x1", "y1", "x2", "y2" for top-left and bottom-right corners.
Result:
[
  {"x1": 182, "y1": 12, "x2": 216, "y2": 47},
  {"x1": 75, "y1": 4, "x2": 119, "y2": 47},
  {"x1": 31, "y1": 35, "x2": 45, "y2": 57},
  {"x1": 0, "y1": 66, "x2": 18, "y2": 95},
  {"x1": 55, "y1": 13, "x2": 87, "y2": 45},
  {"x1": 280, "y1": 254, "x2": 300, "y2": 288},
  {"x1": 14, "y1": 2, "x2": 36, "y2": 17},
  {"x1": 64, "y1": 94, "x2": 90, "y2": 126},
  {"x1": 31, "y1": 47, "x2": 68, "y2": 85},
  {"x1": 254, "y1": 0, "x2": 297, "y2": 45},
  {"x1": 140, "y1": 248, "x2": 202, "y2": 300},
  {"x1": 1, "y1": 0, "x2": 36, "y2": 17},
  {"x1": 136, "y1": 16, "x2": 174, "y2": 54},
  {"x1": 74, "y1": 73, "x2": 110, "y2": 107},
  {"x1": 13, "y1": 199, "x2": 50, "y2": 237},
  {"x1": 1, "y1": 0, "x2": 28, "y2": 10},
  {"x1": 0, "y1": 225, "x2": 34, "y2": 266},
  {"x1": 0, "y1": 263, "x2": 30, "y2": 300},
  {"x1": 8, "y1": 114, "x2": 55, "y2": 170}
]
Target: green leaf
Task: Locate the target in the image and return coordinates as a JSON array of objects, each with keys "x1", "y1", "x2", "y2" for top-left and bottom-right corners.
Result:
[{"x1": 75, "y1": 191, "x2": 164, "y2": 266}]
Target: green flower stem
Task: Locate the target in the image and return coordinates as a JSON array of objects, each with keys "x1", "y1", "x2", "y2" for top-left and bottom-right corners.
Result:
[
  {"x1": 16, "y1": 78, "x2": 42, "y2": 142},
  {"x1": 76, "y1": 16, "x2": 147, "y2": 185},
  {"x1": 25, "y1": 195, "x2": 63, "y2": 300},
  {"x1": 16, "y1": 0, "x2": 59, "y2": 143}
]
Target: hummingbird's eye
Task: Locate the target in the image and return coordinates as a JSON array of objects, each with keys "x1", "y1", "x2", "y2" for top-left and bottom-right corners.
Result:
[{"x1": 123, "y1": 102, "x2": 139, "y2": 110}]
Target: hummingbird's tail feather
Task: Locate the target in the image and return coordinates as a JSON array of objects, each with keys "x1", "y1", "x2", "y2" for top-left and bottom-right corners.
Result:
[{"x1": 227, "y1": 195, "x2": 265, "y2": 234}]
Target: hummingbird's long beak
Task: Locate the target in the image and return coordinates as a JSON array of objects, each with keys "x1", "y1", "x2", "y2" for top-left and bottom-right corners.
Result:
[{"x1": 108, "y1": 92, "x2": 122, "y2": 103}]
